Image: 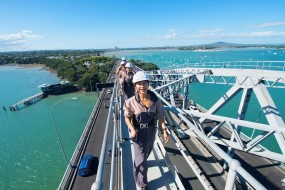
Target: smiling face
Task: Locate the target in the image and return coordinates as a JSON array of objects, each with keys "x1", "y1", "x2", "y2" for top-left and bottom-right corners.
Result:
[
  {"x1": 126, "y1": 67, "x2": 132, "y2": 72},
  {"x1": 135, "y1": 80, "x2": 149, "y2": 94}
]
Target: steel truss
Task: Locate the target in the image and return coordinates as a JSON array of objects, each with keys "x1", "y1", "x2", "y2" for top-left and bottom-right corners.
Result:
[{"x1": 150, "y1": 68, "x2": 285, "y2": 163}]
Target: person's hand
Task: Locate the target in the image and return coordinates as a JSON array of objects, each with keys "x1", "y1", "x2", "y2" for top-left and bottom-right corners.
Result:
[
  {"x1": 163, "y1": 130, "x2": 169, "y2": 143},
  {"x1": 130, "y1": 127, "x2": 137, "y2": 138}
]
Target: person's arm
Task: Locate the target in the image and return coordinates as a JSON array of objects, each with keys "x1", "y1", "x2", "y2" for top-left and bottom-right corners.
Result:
[
  {"x1": 123, "y1": 100, "x2": 136, "y2": 138},
  {"x1": 156, "y1": 98, "x2": 170, "y2": 143},
  {"x1": 116, "y1": 66, "x2": 122, "y2": 75},
  {"x1": 125, "y1": 117, "x2": 137, "y2": 138},
  {"x1": 159, "y1": 119, "x2": 169, "y2": 143},
  {"x1": 119, "y1": 76, "x2": 125, "y2": 89}
]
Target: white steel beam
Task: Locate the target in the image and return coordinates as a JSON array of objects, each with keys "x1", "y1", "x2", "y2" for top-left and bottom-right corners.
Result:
[
  {"x1": 253, "y1": 84, "x2": 285, "y2": 155},
  {"x1": 228, "y1": 122, "x2": 244, "y2": 150},
  {"x1": 245, "y1": 131, "x2": 275, "y2": 152},
  {"x1": 199, "y1": 85, "x2": 242, "y2": 123},
  {"x1": 151, "y1": 69, "x2": 285, "y2": 162}
]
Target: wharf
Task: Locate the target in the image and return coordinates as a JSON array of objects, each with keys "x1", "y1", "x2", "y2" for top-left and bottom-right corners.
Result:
[{"x1": 10, "y1": 92, "x2": 45, "y2": 111}]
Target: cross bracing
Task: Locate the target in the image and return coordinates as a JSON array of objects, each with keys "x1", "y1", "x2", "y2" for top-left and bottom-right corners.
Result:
[{"x1": 149, "y1": 66, "x2": 285, "y2": 163}]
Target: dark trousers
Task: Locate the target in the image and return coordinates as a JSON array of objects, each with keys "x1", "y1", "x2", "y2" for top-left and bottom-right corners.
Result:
[
  {"x1": 123, "y1": 83, "x2": 135, "y2": 99},
  {"x1": 132, "y1": 126, "x2": 156, "y2": 188}
]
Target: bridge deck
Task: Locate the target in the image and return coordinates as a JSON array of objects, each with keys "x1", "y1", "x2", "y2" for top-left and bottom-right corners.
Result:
[
  {"x1": 70, "y1": 73, "x2": 181, "y2": 189},
  {"x1": 120, "y1": 95, "x2": 179, "y2": 189},
  {"x1": 62, "y1": 63, "x2": 285, "y2": 189}
]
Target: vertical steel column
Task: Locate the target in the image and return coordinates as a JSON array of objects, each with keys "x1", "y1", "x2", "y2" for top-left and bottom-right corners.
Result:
[
  {"x1": 170, "y1": 94, "x2": 176, "y2": 107},
  {"x1": 253, "y1": 84, "x2": 285, "y2": 155},
  {"x1": 225, "y1": 88, "x2": 252, "y2": 169},
  {"x1": 225, "y1": 160, "x2": 240, "y2": 190},
  {"x1": 182, "y1": 84, "x2": 189, "y2": 109}
]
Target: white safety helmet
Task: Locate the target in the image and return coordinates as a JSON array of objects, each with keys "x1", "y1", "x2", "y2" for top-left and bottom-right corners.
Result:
[
  {"x1": 120, "y1": 61, "x2": 126, "y2": 65},
  {"x1": 125, "y1": 62, "x2": 133, "y2": 68},
  {"x1": 121, "y1": 57, "x2": 126, "y2": 61},
  {"x1": 132, "y1": 71, "x2": 150, "y2": 83}
]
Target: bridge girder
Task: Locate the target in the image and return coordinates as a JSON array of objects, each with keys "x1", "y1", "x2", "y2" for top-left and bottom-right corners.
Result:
[{"x1": 150, "y1": 68, "x2": 285, "y2": 163}]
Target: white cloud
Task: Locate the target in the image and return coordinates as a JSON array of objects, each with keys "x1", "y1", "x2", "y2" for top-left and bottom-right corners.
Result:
[
  {"x1": 247, "y1": 21, "x2": 285, "y2": 28},
  {"x1": 162, "y1": 29, "x2": 285, "y2": 40},
  {"x1": 125, "y1": 28, "x2": 285, "y2": 47},
  {"x1": 0, "y1": 30, "x2": 42, "y2": 51},
  {"x1": 198, "y1": 28, "x2": 223, "y2": 33},
  {"x1": 162, "y1": 32, "x2": 177, "y2": 40},
  {"x1": 159, "y1": 29, "x2": 179, "y2": 40}
]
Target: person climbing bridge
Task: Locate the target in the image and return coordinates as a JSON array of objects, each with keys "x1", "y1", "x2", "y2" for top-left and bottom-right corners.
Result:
[
  {"x1": 115, "y1": 57, "x2": 126, "y2": 77},
  {"x1": 120, "y1": 62, "x2": 135, "y2": 99},
  {"x1": 123, "y1": 71, "x2": 169, "y2": 190}
]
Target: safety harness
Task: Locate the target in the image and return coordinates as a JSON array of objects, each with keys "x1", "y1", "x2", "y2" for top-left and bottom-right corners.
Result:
[{"x1": 132, "y1": 90, "x2": 158, "y2": 130}]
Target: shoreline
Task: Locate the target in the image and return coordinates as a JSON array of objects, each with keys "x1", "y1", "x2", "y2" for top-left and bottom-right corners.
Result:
[{"x1": 0, "y1": 63, "x2": 57, "y2": 74}]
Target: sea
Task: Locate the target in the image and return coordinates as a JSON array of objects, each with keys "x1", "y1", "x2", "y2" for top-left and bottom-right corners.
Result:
[
  {"x1": 0, "y1": 65, "x2": 96, "y2": 190},
  {"x1": 0, "y1": 48, "x2": 285, "y2": 189}
]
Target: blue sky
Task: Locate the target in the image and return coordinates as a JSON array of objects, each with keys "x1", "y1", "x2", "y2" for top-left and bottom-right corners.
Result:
[{"x1": 1, "y1": 0, "x2": 285, "y2": 52}]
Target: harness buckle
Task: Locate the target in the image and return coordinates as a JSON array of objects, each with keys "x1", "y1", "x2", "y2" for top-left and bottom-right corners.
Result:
[{"x1": 139, "y1": 123, "x2": 148, "y2": 129}]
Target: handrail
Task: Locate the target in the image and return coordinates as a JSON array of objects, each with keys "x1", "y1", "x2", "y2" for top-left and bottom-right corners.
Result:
[
  {"x1": 58, "y1": 61, "x2": 116, "y2": 190},
  {"x1": 91, "y1": 80, "x2": 117, "y2": 190},
  {"x1": 151, "y1": 88, "x2": 266, "y2": 190},
  {"x1": 58, "y1": 88, "x2": 105, "y2": 190},
  {"x1": 109, "y1": 82, "x2": 119, "y2": 190},
  {"x1": 162, "y1": 61, "x2": 285, "y2": 72}
]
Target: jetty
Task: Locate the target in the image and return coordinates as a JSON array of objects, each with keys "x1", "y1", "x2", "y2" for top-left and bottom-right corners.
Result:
[{"x1": 10, "y1": 92, "x2": 45, "y2": 111}]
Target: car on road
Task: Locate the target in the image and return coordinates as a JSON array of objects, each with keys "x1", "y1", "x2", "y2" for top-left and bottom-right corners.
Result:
[
  {"x1": 78, "y1": 154, "x2": 93, "y2": 176},
  {"x1": 107, "y1": 90, "x2": 112, "y2": 94},
  {"x1": 175, "y1": 128, "x2": 190, "y2": 140}
]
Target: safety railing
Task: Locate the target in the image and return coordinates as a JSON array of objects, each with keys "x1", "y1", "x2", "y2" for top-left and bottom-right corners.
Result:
[
  {"x1": 58, "y1": 88, "x2": 105, "y2": 190},
  {"x1": 58, "y1": 61, "x2": 116, "y2": 190},
  {"x1": 91, "y1": 80, "x2": 118, "y2": 190},
  {"x1": 162, "y1": 61, "x2": 285, "y2": 72},
  {"x1": 151, "y1": 89, "x2": 266, "y2": 190}
]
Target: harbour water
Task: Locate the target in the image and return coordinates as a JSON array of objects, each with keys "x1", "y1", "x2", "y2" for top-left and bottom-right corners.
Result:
[
  {"x1": 0, "y1": 65, "x2": 96, "y2": 190},
  {"x1": 1, "y1": 48, "x2": 285, "y2": 189}
]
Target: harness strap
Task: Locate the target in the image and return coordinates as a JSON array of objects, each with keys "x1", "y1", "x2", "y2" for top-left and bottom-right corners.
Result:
[{"x1": 133, "y1": 119, "x2": 155, "y2": 130}]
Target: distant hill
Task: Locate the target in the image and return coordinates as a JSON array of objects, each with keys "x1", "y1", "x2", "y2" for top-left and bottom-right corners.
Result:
[
  {"x1": 111, "y1": 41, "x2": 285, "y2": 51},
  {"x1": 177, "y1": 41, "x2": 285, "y2": 50},
  {"x1": 203, "y1": 41, "x2": 240, "y2": 47},
  {"x1": 177, "y1": 41, "x2": 241, "y2": 50}
]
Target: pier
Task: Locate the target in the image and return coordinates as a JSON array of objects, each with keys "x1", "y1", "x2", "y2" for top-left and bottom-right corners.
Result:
[{"x1": 10, "y1": 92, "x2": 45, "y2": 111}]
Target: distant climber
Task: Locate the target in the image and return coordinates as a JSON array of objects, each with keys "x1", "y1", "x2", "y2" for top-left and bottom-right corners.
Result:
[{"x1": 120, "y1": 62, "x2": 135, "y2": 99}]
